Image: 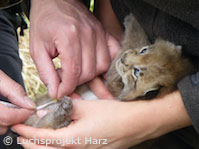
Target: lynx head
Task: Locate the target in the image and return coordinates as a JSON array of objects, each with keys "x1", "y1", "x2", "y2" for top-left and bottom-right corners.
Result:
[{"x1": 106, "y1": 39, "x2": 192, "y2": 101}]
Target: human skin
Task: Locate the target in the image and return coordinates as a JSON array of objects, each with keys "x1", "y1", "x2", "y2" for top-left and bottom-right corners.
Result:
[
  {"x1": 30, "y1": 0, "x2": 120, "y2": 99},
  {"x1": 15, "y1": 1, "x2": 192, "y2": 148},
  {"x1": 0, "y1": 70, "x2": 35, "y2": 135},
  {"x1": 12, "y1": 78, "x2": 191, "y2": 149},
  {"x1": 94, "y1": 0, "x2": 123, "y2": 41}
]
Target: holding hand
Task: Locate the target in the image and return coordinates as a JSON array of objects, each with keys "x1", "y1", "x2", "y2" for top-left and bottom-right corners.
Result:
[
  {"x1": 0, "y1": 70, "x2": 35, "y2": 135},
  {"x1": 12, "y1": 78, "x2": 191, "y2": 149},
  {"x1": 12, "y1": 100, "x2": 147, "y2": 149},
  {"x1": 30, "y1": 0, "x2": 120, "y2": 98}
]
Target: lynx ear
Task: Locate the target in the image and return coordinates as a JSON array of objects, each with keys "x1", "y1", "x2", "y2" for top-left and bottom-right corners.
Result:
[
  {"x1": 154, "y1": 37, "x2": 164, "y2": 43},
  {"x1": 154, "y1": 39, "x2": 182, "y2": 55},
  {"x1": 143, "y1": 87, "x2": 160, "y2": 96}
]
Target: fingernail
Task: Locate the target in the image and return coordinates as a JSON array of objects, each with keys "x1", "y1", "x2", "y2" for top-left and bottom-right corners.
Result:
[
  {"x1": 11, "y1": 127, "x2": 16, "y2": 133},
  {"x1": 48, "y1": 84, "x2": 56, "y2": 98},
  {"x1": 24, "y1": 96, "x2": 36, "y2": 109}
]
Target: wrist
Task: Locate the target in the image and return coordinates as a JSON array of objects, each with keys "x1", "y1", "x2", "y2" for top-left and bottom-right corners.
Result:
[
  {"x1": 121, "y1": 91, "x2": 191, "y2": 145},
  {"x1": 118, "y1": 100, "x2": 158, "y2": 145},
  {"x1": 147, "y1": 91, "x2": 191, "y2": 139}
]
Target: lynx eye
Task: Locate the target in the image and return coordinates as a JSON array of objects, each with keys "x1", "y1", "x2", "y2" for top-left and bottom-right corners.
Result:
[
  {"x1": 139, "y1": 46, "x2": 148, "y2": 54},
  {"x1": 134, "y1": 68, "x2": 140, "y2": 78}
]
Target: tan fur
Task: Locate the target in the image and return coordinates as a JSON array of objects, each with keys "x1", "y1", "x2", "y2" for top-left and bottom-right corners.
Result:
[
  {"x1": 24, "y1": 14, "x2": 193, "y2": 129},
  {"x1": 25, "y1": 95, "x2": 72, "y2": 129},
  {"x1": 106, "y1": 14, "x2": 193, "y2": 101}
]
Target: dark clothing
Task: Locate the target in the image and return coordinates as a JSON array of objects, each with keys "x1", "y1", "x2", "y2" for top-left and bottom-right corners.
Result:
[
  {"x1": 0, "y1": 10, "x2": 24, "y2": 100},
  {"x1": 0, "y1": 0, "x2": 23, "y2": 8},
  {"x1": 110, "y1": 0, "x2": 199, "y2": 148},
  {"x1": 0, "y1": 1, "x2": 11, "y2": 8},
  {"x1": 0, "y1": 10, "x2": 24, "y2": 149}
]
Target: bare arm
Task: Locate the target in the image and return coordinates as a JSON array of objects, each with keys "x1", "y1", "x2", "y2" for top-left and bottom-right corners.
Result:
[
  {"x1": 95, "y1": 0, "x2": 123, "y2": 41},
  {"x1": 12, "y1": 90, "x2": 191, "y2": 148},
  {"x1": 142, "y1": 91, "x2": 191, "y2": 139}
]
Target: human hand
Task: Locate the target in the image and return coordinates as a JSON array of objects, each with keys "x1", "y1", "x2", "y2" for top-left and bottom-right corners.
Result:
[
  {"x1": 0, "y1": 70, "x2": 35, "y2": 135},
  {"x1": 88, "y1": 76, "x2": 114, "y2": 99},
  {"x1": 12, "y1": 91, "x2": 192, "y2": 149},
  {"x1": 69, "y1": 76, "x2": 115, "y2": 100},
  {"x1": 30, "y1": 0, "x2": 120, "y2": 98},
  {"x1": 12, "y1": 99, "x2": 148, "y2": 149}
]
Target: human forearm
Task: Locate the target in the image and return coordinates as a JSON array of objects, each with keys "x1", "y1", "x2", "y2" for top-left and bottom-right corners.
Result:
[
  {"x1": 11, "y1": 91, "x2": 191, "y2": 148},
  {"x1": 95, "y1": 0, "x2": 123, "y2": 41},
  {"x1": 88, "y1": 78, "x2": 192, "y2": 146},
  {"x1": 130, "y1": 91, "x2": 192, "y2": 143},
  {"x1": 154, "y1": 91, "x2": 191, "y2": 133}
]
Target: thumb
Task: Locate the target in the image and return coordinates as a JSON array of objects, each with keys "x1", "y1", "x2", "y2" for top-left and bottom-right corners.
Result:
[
  {"x1": 106, "y1": 33, "x2": 121, "y2": 61},
  {"x1": 0, "y1": 104, "x2": 34, "y2": 126},
  {"x1": 0, "y1": 70, "x2": 36, "y2": 109},
  {"x1": 70, "y1": 100, "x2": 86, "y2": 120},
  {"x1": 88, "y1": 77, "x2": 114, "y2": 99}
]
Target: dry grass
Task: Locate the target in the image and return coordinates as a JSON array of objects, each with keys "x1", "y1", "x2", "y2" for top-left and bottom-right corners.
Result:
[
  {"x1": 18, "y1": 0, "x2": 94, "y2": 99},
  {"x1": 18, "y1": 24, "x2": 61, "y2": 99}
]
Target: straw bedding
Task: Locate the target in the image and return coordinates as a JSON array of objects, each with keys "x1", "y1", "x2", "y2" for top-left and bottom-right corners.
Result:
[{"x1": 18, "y1": 27, "x2": 61, "y2": 99}]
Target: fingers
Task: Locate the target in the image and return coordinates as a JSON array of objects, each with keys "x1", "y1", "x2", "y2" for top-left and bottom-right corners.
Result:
[
  {"x1": 11, "y1": 102, "x2": 86, "y2": 142},
  {"x1": 88, "y1": 77, "x2": 114, "y2": 99},
  {"x1": 106, "y1": 33, "x2": 120, "y2": 60},
  {"x1": 29, "y1": 2, "x2": 119, "y2": 99},
  {"x1": 12, "y1": 125, "x2": 58, "y2": 141},
  {"x1": 70, "y1": 93, "x2": 82, "y2": 100},
  {"x1": 12, "y1": 124, "x2": 77, "y2": 148},
  {"x1": 56, "y1": 32, "x2": 82, "y2": 98},
  {"x1": 77, "y1": 25, "x2": 96, "y2": 85},
  {"x1": 0, "y1": 104, "x2": 33, "y2": 126},
  {"x1": 0, "y1": 126, "x2": 8, "y2": 135},
  {"x1": 95, "y1": 27, "x2": 111, "y2": 75},
  {"x1": 70, "y1": 100, "x2": 86, "y2": 119},
  {"x1": 30, "y1": 41, "x2": 60, "y2": 99},
  {"x1": 0, "y1": 70, "x2": 36, "y2": 109}
]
